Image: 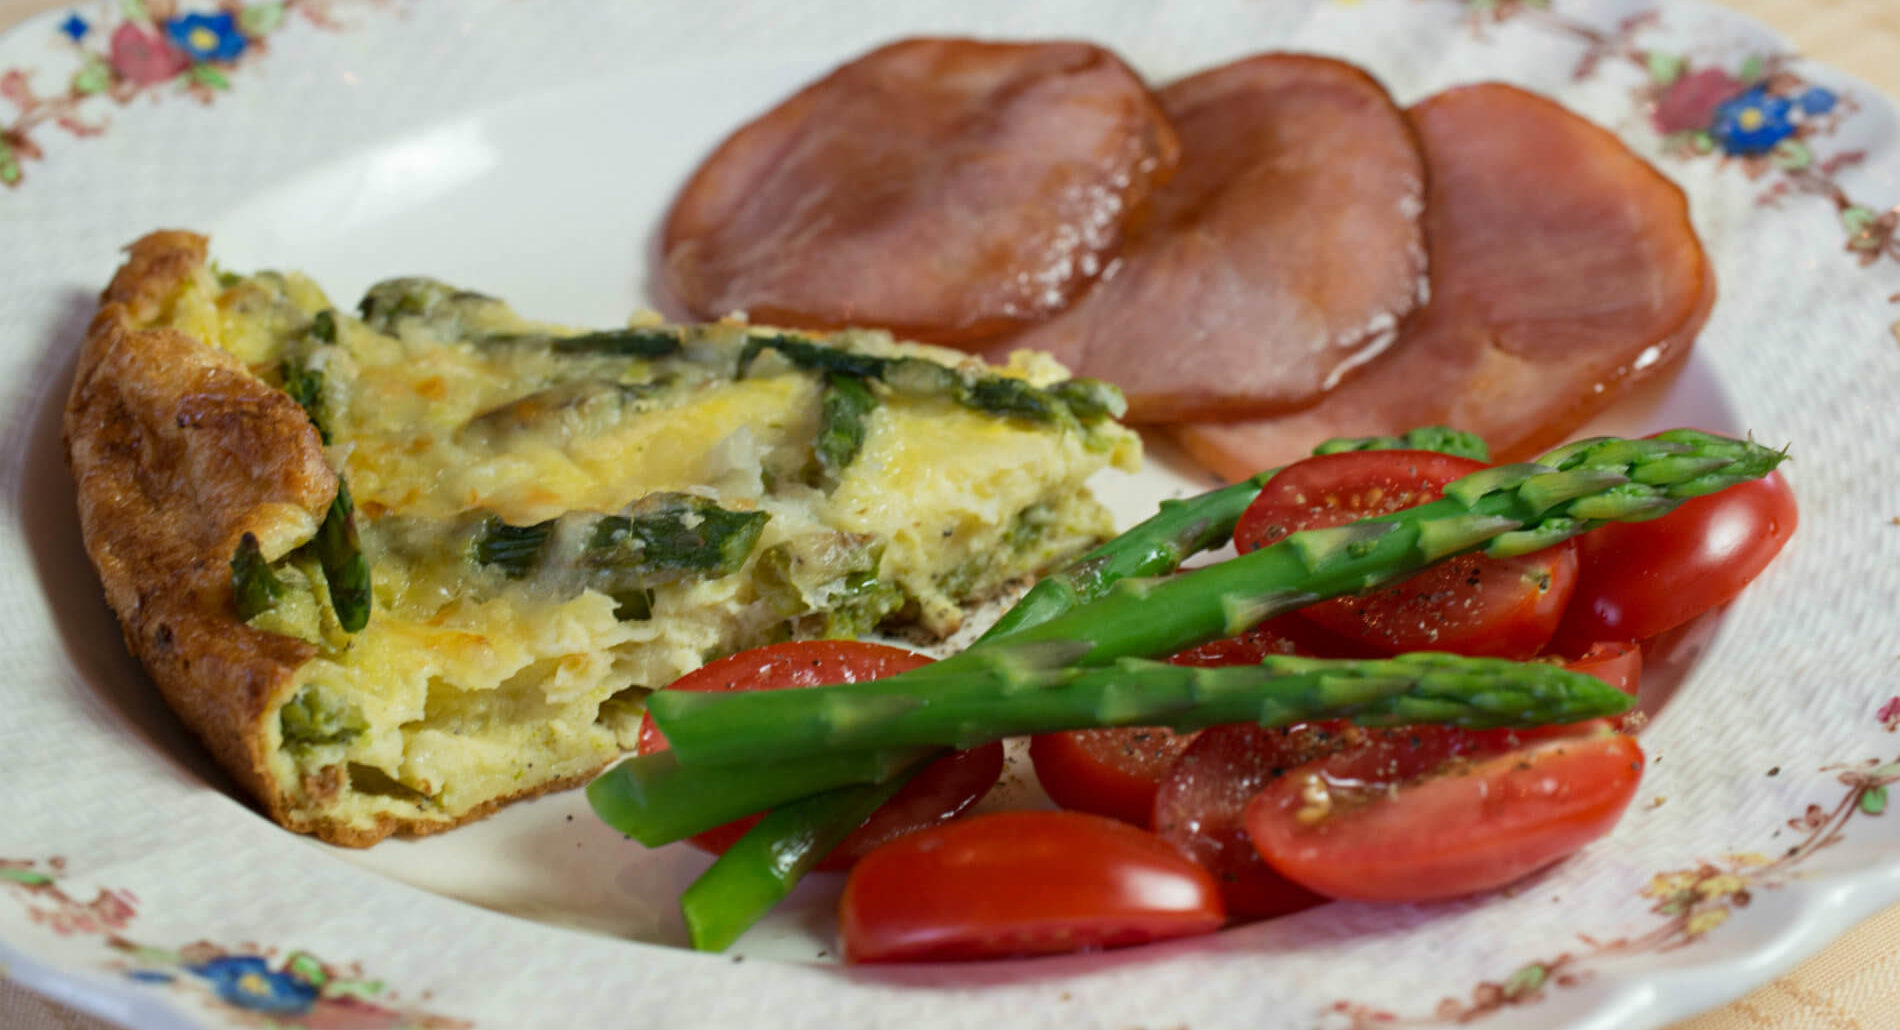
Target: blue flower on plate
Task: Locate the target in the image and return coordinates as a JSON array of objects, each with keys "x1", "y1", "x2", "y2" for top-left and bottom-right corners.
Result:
[
  {"x1": 58, "y1": 12, "x2": 88, "y2": 42},
  {"x1": 1798, "y1": 87, "x2": 1838, "y2": 116},
  {"x1": 187, "y1": 955, "x2": 319, "y2": 1015},
  {"x1": 164, "y1": 12, "x2": 248, "y2": 63},
  {"x1": 1710, "y1": 86, "x2": 1795, "y2": 156}
]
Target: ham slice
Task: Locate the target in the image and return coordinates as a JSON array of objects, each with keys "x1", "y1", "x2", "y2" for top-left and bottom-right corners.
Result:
[
  {"x1": 985, "y1": 54, "x2": 1429, "y2": 423},
  {"x1": 1172, "y1": 83, "x2": 1714, "y2": 481},
  {"x1": 662, "y1": 38, "x2": 1179, "y2": 344}
]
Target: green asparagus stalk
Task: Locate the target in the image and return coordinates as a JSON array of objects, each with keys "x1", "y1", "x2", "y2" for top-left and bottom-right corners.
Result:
[
  {"x1": 649, "y1": 653, "x2": 1632, "y2": 766},
  {"x1": 648, "y1": 430, "x2": 1783, "y2": 766},
  {"x1": 737, "y1": 334, "x2": 1126, "y2": 426},
  {"x1": 812, "y1": 372, "x2": 878, "y2": 484},
  {"x1": 473, "y1": 516, "x2": 554, "y2": 578},
  {"x1": 546, "y1": 327, "x2": 684, "y2": 359},
  {"x1": 470, "y1": 494, "x2": 770, "y2": 587},
  {"x1": 1313, "y1": 425, "x2": 1490, "y2": 462},
  {"x1": 679, "y1": 770, "x2": 914, "y2": 952},
  {"x1": 230, "y1": 532, "x2": 285, "y2": 620},
  {"x1": 315, "y1": 478, "x2": 372, "y2": 633},
  {"x1": 584, "y1": 745, "x2": 932, "y2": 848},
  {"x1": 281, "y1": 333, "x2": 333, "y2": 444},
  {"x1": 588, "y1": 494, "x2": 771, "y2": 581}
]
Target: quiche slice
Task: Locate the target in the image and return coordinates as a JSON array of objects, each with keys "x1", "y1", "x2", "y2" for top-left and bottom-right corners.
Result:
[{"x1": 66, "y1": 232, "x2": 1140, "y2": 846}]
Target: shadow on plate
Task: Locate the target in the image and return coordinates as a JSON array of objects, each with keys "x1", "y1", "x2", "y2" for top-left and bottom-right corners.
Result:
[{"x1": 9, "y1": 288, "x2": 243, "y2": 800}]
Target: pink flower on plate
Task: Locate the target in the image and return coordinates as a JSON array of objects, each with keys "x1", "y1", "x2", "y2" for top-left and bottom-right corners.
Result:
[
  {"x1": 1652, "y1": 67, "x2": 1744, "y2": 134},
  {"x1": 109, "y1": 22, "x2": 189, "y2": 87}
]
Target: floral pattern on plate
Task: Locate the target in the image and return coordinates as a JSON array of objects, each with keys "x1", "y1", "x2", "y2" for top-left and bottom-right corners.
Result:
[
  {"x1": 0, "y1": 0, "x2": 387, "y2": 188},
  {"x1": 0, "y1": 859, "x2": 468, "y2": 1029}
]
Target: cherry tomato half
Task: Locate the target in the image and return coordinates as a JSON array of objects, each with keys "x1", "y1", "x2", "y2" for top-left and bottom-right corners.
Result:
[
  {"x1": 1234, "y1": 451, "x2": 1578, "y2": 659},
  {"x1": 1246, "y1": 733, "x2": 1645, "y2": 903},
  {"x1": 838, "y1": 810, "x2": 1226, "y2": 963},
  {"x1": 636, "y1": 640, "x2": 1003, "y2": 870},
  {"x1": 1029, "y1": 615, "x2": 1358, "y2": 827},
  {"x1": 1551, "y1": 471, "x2": 1797, "y2": 654},
  {"x1": 1151, "y1": 724, "x2": 1339, "y2": 920},
  {"x1": 1030, "y1": 727, "x2": 1196, "y2": 828},
  {"x1": 1563, "y1": 641, "x2": 1642, "y2": 696}
]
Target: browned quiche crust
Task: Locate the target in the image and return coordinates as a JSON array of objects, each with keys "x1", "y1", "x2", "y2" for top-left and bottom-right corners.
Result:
[{"x1": 64, "y1": 231, "x2": 608, "y2": 847}]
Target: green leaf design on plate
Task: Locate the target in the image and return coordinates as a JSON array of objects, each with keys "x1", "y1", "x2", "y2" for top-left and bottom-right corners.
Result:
[
  {"x1": 1647, "y1": 51, "x2": 1686, "y2": 86},
  {"x1": 328, "y1": 978, "x2": 388, "y2": 1000},
  {"x1": 1861, "y1": 784, "x2": 1889, "y2": 816},
  {"x1": 1843, "y1": 206, "x2": 1881, "y2": 248},
  {"x1": 1738, "y1": 54, "x2": 1767, "y2": 83},
  {"x1": 286, "y1": 951, "x2": 328, "y2": 986},
  {"x1": 0, "y1": 868, "x2": 52, "y2": 886},
  {"x1": 1690, "y1": 131, "x2": 1716, "y2": 154},
  {"x1": 1502, "y1": 962, "x2": 1549, "y2": 998},
  {"x1": 189, "y1": 64, "x2": 231, "y2": 90},
  {"x1": 241, "y1": 2, "x2": 287, "y2": 37},
  {"x1": 121, "y1": 0, "x2": 148, "y2": 20},
  {"x1": 1772, "y1": 139, "x2": 1812, "y2": 170},
  {"x1": 72, "y1": 57, "x2": 112, "y2": 96}
]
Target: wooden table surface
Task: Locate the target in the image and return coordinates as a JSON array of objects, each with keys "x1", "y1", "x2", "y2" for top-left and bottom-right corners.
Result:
[{"x1": 1, "y1": 1, "x2": 1895, "y2": 1028}]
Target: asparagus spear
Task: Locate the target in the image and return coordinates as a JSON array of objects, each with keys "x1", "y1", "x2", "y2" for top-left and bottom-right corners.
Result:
[
  {"x1": 583, "y1": 745, "x2": 931, "y2": 847},
  {"x1": 588, "y1": 494, "x2": 771, "y2": 581},
  {"x1": 281, "y1": 313, "x2": 337, "y2": 444},
  {"x1": 469, "y1": 494, "x2": 770, "y2": 588},
  {"x1": 737, "y1": 334, "x2": 1126, "y2": 426},
  {"x1": 649, "y1": 653, "x2": 1631, "y2": 766},
  {"x1": 547, "y1": 327, "x2": 684, "y2": 359},
  {"x1": 473, "y1": 516, "x2": 553, "y2": 578},
  {"x1": 315, "y1": 478, "x2": 373, "y2": 633},
  {"x1": 476, "y1": 327, "x2": 688, "y2": 359},
  {"x1": 230, "y1": 532, "x2": 285, "y2": 620},
  {"x1": 812, "y1": 372, "x2": 878, "y2": 485},
  {"x1": 1313, "y1": 425, "x2": 1490, "y2": 462},
  {"x1": 679, "y1": 771, "x2": 913, "y2": 953},
  {"x1": 647, "y1": 430, "x2": 1783, "y2": 766}
]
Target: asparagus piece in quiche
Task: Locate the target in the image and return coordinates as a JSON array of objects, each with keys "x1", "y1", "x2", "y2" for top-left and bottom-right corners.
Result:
[
  {"x1": 737, "y1": 334, "x2": 1127, "y2": 427},
  {"x1": 314, "y1": 479, "x2": 373, "y2": 634}
]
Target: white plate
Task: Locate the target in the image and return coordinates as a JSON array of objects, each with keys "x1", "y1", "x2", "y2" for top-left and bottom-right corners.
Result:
[{"x1": 3, "y1": 1, "x2": 1899, "y2": 1028}]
